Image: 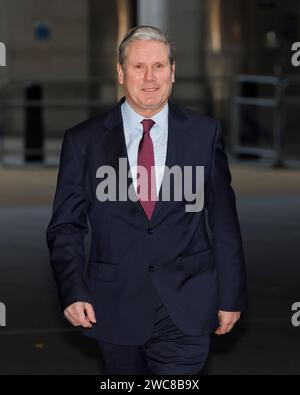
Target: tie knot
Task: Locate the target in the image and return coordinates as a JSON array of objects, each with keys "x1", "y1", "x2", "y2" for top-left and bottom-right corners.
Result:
[{"x1": 141, "y1": 119, "x2": 155, "y2": 134}]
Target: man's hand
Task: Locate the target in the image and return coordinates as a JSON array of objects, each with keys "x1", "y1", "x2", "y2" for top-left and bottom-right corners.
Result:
[
  {"x1": 64, "y1": 302, "x2": 97, "y2": 328},
  {"x1": 214, "y1": 310, "x2": 241, "y2": 335}
]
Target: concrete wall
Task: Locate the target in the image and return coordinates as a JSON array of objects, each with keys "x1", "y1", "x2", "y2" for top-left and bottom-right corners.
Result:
[{"x1": 0, "y1": 0, "x2": 90, "y2": 138}]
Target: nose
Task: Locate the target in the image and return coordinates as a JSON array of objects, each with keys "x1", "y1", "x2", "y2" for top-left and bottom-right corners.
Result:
[{"x1": 144, "y1": 66, "x2": 155, "y2": 82}]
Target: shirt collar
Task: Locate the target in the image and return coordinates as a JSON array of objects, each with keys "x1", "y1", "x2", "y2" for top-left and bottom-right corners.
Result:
[{"x1": 122, "y1": 99, "x2": 168, "y2": 132}]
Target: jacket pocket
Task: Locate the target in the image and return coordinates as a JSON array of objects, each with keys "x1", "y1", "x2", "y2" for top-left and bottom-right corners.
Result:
[
  {"x1": 178, "y1": 248, "x2": 214, "y2": 276},
  {"x1": 87, "y1": 260, "x2": 118, "y2": 282}
]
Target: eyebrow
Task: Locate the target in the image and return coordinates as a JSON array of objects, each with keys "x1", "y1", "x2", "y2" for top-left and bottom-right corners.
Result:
[{"x1": 131, "y1": 61, "x2": 168, "y2": 65}]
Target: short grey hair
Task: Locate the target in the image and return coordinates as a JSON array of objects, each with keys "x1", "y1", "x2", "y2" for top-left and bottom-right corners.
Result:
[{"x1": 118, "y1": 25, "x2": 175, "y2": 67}]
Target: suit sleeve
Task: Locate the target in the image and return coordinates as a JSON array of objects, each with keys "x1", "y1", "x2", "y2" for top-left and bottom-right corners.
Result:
[
  {"x1": 206, "y1": 121, "x2": 248, "y2": 312},
  {"x1": 46, "y1": 130, "x2": 92, "y2": 311}
]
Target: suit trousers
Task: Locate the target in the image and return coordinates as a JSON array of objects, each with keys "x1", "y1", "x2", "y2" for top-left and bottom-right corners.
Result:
[{"x1": 97, "y1": 290, "x2": 210, "y2": 375}]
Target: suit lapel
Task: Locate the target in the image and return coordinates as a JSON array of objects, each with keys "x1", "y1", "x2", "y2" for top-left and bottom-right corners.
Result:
[
  {"x1": 101, "y1": 97, "x2": 145, "y2": 216},
  {"x1": 100, "y1": 97, "x2": 189, "y2": 222},
  {"x1": 149, "y1": 101, "x2": 189, "y2": 224}
]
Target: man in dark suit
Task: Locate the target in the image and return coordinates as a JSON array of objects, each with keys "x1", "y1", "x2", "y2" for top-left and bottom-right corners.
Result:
[{"x1": 46, "y1": 25, "x2": 248, "y2": 375}]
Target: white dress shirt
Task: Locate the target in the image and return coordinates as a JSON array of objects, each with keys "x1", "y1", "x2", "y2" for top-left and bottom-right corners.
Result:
[{"x1": 121, "y1": 100, "x2": 169, "y2": 195}]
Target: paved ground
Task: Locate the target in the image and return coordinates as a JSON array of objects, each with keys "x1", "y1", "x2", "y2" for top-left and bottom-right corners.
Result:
[{"x1": 0, "y1": 162, "x2": 299, "y2": 375}]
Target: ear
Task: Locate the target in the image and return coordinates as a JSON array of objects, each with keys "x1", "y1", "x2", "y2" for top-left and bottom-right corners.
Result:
[
  {"x1": 171, "y1": 61, "x2": 176, "y2": 83},
  {"x1": 117, "y1": 63, "x2": 124, "y2": 85}
]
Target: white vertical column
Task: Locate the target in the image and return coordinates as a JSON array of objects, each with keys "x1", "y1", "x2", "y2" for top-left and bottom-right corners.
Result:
[
  {"x1": 137, "y1": 0, "x2": 168, "y2": 30},
  {"x1": 137, "y1": 0, "x2": 206, "y2": 112}
]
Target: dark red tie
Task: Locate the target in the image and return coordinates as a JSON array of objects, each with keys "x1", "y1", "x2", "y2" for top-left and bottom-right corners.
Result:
[{"x1": 137, "y1": 119, "x2": 157, "y2": 220}]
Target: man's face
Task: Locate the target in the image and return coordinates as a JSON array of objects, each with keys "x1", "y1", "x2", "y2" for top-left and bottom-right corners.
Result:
[{"x1": 117, "y1": 40, "x2": 175, "y2": 117}]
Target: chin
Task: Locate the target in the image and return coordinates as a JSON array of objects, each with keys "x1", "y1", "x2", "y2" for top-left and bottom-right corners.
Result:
[{"x1": 139, "y1": 98, "x2": 162, "y2": 109}]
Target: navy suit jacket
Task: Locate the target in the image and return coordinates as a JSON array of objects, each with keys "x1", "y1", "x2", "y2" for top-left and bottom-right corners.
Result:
[{"x1": 46, "y1": 97, "x2": 248, "y2": 345}]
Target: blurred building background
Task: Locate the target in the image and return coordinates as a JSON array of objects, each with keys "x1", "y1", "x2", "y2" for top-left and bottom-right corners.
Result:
[
  {"x1": 0, "y1": 0, "x2": 300, "y2": 375},
  {"x1": 0, "y1": 0, "x2": 300, "y2": 164}
]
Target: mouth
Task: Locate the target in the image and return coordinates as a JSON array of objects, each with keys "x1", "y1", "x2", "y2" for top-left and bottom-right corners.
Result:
[{"x1": 141, "y1": 88, "x2": 159, "y2": 92}]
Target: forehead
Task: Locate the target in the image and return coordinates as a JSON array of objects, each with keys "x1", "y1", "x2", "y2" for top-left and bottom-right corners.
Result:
[{"x1": 126, "y1": 40, "x2": 169, "y2": 63}]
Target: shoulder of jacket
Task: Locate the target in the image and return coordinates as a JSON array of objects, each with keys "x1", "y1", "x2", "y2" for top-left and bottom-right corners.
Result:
[
  {"x1": 64, "y1": 108, "x2": 111, "y2": 144},
  {"x1": 181, "y1": 106, "x2": 219, "y2": 129}
]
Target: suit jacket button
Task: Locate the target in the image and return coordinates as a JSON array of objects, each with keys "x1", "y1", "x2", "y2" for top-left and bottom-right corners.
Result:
[
  {"x1": 149, "y1": 265, "x2": 155, "y2": 272},
  {"x1": 147, "y1": 227, "x2": 154, "y2": 234}
]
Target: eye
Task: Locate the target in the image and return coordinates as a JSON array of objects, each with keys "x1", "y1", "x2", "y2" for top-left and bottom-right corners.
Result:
[
  {"x1": 134, "y1": 64, "x2": 143, "y2": 70},
  {"x1": 156, "y1": 63, "x2": 164, "y2": 69}
]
